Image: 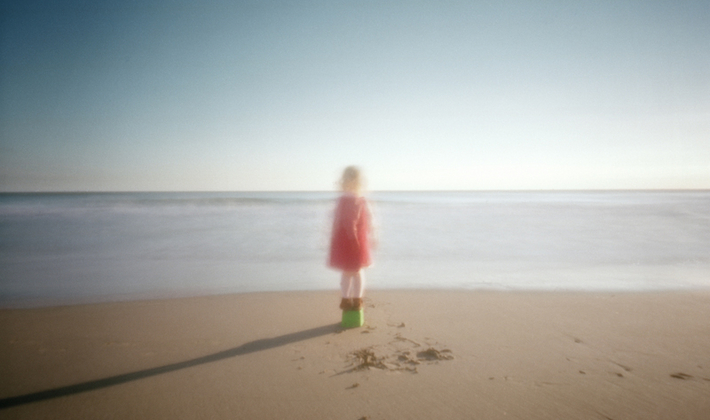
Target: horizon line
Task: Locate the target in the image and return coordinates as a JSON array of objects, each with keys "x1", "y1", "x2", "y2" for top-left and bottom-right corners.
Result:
[{"x1": 2, "y1": 188, "x2": 709, "y2": 194}]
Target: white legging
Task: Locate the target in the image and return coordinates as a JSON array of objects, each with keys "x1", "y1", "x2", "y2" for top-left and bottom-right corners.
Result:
[{"x1": 340, "y1": 270, "x2": 365, "y2": 299}]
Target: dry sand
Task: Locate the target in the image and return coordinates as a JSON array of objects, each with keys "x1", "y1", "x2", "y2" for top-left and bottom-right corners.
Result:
[{"x1": 1, "y1": 290, "x2": 709, "y2": 419}]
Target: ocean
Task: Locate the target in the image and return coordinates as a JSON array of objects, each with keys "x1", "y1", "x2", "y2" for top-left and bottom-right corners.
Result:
[{"x1": 1, "y1": 191, "x2": 708, "y2": 307}]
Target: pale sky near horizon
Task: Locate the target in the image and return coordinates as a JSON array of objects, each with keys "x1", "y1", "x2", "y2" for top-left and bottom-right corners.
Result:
[{"x1": 1, "y1": 0, "x2": 708, "y2": 192}]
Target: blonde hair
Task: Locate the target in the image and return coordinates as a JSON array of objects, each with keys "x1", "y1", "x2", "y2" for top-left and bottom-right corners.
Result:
[{"x1": 339, "y1": 166, "x2": 363, "y2": 193}]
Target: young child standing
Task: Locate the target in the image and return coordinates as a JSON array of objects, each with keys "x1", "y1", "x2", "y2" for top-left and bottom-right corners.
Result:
[{"x1": 328, "y1": 166, "x2": 372, "y2": 312}]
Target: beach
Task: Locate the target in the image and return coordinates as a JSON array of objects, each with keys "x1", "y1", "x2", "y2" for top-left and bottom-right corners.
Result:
[{"x1": 1, "y1": 290, "x2": 709, "y2": 419}]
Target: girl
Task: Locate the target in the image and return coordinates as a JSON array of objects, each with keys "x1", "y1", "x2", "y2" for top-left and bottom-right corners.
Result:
[{"x1": 328, "y1": 166, "x2": 373, "y2": 311}]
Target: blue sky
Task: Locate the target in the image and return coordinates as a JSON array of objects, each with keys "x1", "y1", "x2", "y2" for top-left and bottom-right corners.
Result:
[{"x1": 1, "y1": 0, "x2": 708, "y2": 191}]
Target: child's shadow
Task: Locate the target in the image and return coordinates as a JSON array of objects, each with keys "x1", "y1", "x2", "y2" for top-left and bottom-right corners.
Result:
[{"x1": 0, "y1": 323, "x2": 341, "y2": 409}]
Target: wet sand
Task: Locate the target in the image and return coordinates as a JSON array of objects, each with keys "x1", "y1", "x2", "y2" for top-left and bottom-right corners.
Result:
[{"x1": 1, "y1": 290, "x2": 709, "y2": 419}]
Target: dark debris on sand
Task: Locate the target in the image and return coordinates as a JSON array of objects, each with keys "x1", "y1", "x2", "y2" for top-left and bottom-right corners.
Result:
[
  {"x1": 349, "y1": 345, "x2": 453, "y2": 373},
  {"x1": 417, "y1": 347, "x2": 454, "y2": 361},
  {"x1": 351, "y1": 348, "x2": 388, "y2": 370}
]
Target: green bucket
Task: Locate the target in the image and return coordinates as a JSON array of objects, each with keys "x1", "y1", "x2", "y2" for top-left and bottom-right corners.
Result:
[{"x1": 341, "y1": 309, "x2": 364, "y2": 328}]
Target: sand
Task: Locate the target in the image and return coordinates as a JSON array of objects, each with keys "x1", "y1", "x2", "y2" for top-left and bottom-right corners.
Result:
[{"x1": 1, "y1": 290, "x2": 709, "y2": 419}]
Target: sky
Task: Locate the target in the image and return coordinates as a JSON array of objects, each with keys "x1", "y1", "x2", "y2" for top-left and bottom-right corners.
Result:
[{"x1": 1, "y1": 0, "x2": 708, "y2": 192}]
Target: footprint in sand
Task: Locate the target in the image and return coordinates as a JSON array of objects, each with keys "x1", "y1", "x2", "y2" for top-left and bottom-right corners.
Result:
[
  {"x1": 670, "y1": 373, "x2": 710, "y2": 381},
  {"x1": 612, "y1": 362, "x2": 632, "y2": 372}
]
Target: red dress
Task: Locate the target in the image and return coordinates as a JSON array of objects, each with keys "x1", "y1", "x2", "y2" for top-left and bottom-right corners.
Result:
[{"x1": 328, "y1": 194, "x2": 372, "y2": 271}]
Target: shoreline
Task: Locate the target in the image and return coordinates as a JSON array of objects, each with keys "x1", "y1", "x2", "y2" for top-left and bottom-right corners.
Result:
[
  {"x1": 4, "y1": 260, "x2": 709, "y2": 311},
  {"x1": 2, "y1": 290, "x2": 709, "y2": 419},
  {"x1": 3, "y1": 283, "x2": 710, "y2": 310}
]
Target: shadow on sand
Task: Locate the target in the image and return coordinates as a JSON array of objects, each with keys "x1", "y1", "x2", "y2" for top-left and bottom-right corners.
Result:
[{"x1": 0, "y1": 323, "x2": 341, "y2": 409}]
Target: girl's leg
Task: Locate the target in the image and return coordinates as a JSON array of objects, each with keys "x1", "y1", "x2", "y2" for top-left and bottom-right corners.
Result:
[
  {"x1": 340, "y1": 272, "x2": 355, "y2": 310},
  {"x1": 352, "y1": 270, "x2": 365, "y2": 298},
  {"x1": 341, "y1": 272, "x2": 354, "y2": 298},
  {"x1": 348, "y1": 270, "x2": 365, "y2": 310}
]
